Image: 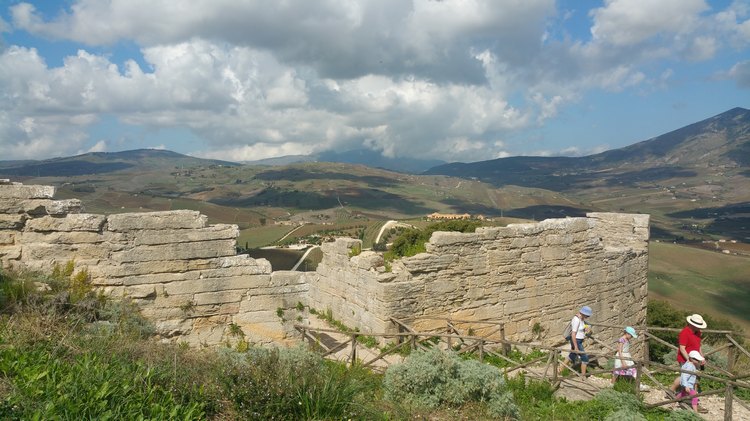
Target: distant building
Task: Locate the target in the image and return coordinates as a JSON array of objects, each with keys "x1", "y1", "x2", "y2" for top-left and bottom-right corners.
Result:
[{"x1": 427, "y1": 212, "x2": 471, "y2": 220}]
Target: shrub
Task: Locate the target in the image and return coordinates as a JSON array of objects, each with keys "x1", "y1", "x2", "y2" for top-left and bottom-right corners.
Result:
[
  {"x1": 666, "y1": 409, "x2": 704, "y2": 420},
  {"x1": 384, "y1": 220, "x2": 481, "y2": 260},
  {"x1": 605, "y1": 408, "x2": 647, "y2": 420},
  {"x1": 593, "y1": 389, "x2": 643, "y2": 414},
  {"x1": 383, "y1": 348, "x2": 518, "y2": 418},
  {"x1": 219, "y1": 346, "x2": 377, "y2": 419}
]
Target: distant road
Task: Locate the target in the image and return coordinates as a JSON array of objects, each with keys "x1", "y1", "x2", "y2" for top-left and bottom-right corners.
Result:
[
  {"x1": 291, "y1": 245, "x2": 319, "y2": 271},
  {"x1": 375, "y1": 220, "x2": 415, "y2": 244},
  {"x1": 277, "y1": 224, "x2": 304, "y2": 243}
]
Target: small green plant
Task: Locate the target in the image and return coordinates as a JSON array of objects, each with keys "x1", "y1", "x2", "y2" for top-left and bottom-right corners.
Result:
[
  {"x1": 348, "y1": 243, "x2": 362, "y2": 257},
  {"x1": 296, "y1": 301, "x2": 305, "y2": 311},
  {"x1": 180, "y1": 300, "x2": 195, "y2": 313},
  {"x1": 532, "y1": 322, "x2": 543, "y2": 336},
  {"x1": 296, "y1": 315, "x2": 303, "y2": 322},
  {"x1": 276, "y1": 307, "x2": 285, "y2": 319},
  {"x1": 228, "y1": 323, "x2": 244, "y2": 338}
]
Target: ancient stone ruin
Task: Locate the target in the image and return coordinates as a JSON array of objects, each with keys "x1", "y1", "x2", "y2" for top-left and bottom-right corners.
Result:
[{"x1": 0, "y1": 180, "x2": 649, "y2": 348}]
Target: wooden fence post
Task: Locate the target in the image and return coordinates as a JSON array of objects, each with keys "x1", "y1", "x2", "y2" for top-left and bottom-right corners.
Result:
[
  {"x1": 634, "y1": 361, "x2": 642, "y2": 395},
  {"x1": 350, "y1": 333, "x2": 357, "y2": 367},
  {"x1": 447, "y1": 322, "x2": 453, "y2": 350},
  {"x1": 500, "y1": 324, "x2": 508, "y2": 356},
  {"x1": 410, "y1": 333, "x2": 416, "y2": 351},
  {"x1": 725, "y1": 338, "x2": 736, "y2": 421},
  {"x1": 479, "y1": 339, "x2": 485, "y2": 362},
  {"x1": 552, "y1": 349, "x2": 559, "y2": 383},
  {"x1": 643, "y1": 328, "x2": 650, "y2": 369}
]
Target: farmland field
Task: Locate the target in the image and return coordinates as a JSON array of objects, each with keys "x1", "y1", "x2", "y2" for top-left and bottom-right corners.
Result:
[{"x1": 648, "y1": 241, "x2": 750, "y2": 332}]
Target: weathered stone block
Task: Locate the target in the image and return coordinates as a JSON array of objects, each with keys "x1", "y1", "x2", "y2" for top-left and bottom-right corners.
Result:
[
  {"x1": 22, "y1": 243, "x2": 111, "y2": 261},
  {"x1": 401, "y1": 253, "x2": 458, "y2": 273},
  {"x1": 0, "y1": 214, "x2": 26, "y2": 229},
  {"x1": 164, "y1": 276, "x2": 261, "y2": 295},
  {"x1": 107, "y1": 210, "x2": 207, "y2": 231},
  {"x1": 20, "y1": 231, "x2": 107, "y2": 244},
  {"x1": 2, "y1": 199, "x2": 84, "y2": 216},
  {"x1": 194, "y1": 290, "x2": 245, "y2": 306},
  {"x1": 133, "y1": 224, "x2": 239, "y2": 245},
  {"x1": 0, "y1": 231, "x2": 15, "y2": 245},
  {"x1": 111, "y1": 240, "x2": 236, "y2": 262},
  {"x1": 0, "y1": 184, "x2": 55, "y2": 199},
  {"x1": 26, "y1": 214, "x2": 105, "y2": 232}
]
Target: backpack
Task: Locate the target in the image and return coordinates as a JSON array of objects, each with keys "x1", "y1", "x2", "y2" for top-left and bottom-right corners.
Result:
[{"x1": 562, "y1": 321, "x2": 572, "y2": 340}]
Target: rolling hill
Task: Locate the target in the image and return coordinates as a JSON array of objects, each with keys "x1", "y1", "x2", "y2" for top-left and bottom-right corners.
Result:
[{"x1": 427, "y1": 107, "x2": 750, "y2": 241}]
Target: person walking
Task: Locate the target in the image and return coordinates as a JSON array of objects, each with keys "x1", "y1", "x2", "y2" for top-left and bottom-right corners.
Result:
[
  {"x1": 612, "y1": 326, "x2": 638, "y2": 384},
  {"x1": 669, "y1": 314, "x2": 707, "y2": 412},
  {"x1": 676, "y1": 350, "x2": 705, "y2": 413},
  {"x1": 564, "y1": 306, "x2": 593, "y2": 378}
]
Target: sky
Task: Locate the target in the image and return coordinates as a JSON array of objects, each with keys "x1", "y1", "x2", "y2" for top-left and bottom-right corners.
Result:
[{"x1": 0, "y1": 0, "x2": 748, "y2": 163}]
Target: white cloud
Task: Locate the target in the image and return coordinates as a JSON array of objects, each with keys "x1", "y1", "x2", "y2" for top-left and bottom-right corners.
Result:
[
  {"x1": 0, "y1": 1, "x2": 747, "y2": 161},
  {"x1": 725, "y1": 60, "x2": 750, "y2": 88},
  {"x1": 589, "y1": 0, "x2": 709, "y2": 47}
]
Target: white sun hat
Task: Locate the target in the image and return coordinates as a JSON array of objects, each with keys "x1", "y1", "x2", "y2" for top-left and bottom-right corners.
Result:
[{"x1": 686, "y1": 314, "x2": 707, "y2": 329}]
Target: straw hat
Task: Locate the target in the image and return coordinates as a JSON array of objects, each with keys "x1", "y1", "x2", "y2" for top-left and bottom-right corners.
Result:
[{"x1": 686, "y1": 314, "x2": 707, "y2": 329}]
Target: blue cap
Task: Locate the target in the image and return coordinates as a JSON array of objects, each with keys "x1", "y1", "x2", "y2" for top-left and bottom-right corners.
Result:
[
  {"x1": 580, "y1": 306, "x2": 593, "y2": 317},
  {"x1": 624, "y1": 326, "x2": 638, "y2": 338}
]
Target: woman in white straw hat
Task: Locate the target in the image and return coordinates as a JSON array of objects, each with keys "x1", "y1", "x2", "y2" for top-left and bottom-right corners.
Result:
[{"x1": 669, "y1": 314, "x2": 707, "y2": 412}]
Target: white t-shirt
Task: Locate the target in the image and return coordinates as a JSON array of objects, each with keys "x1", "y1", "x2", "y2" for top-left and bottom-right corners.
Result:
[{"x1": 571, "y1": 315, "x2": 586, "y2": 339}]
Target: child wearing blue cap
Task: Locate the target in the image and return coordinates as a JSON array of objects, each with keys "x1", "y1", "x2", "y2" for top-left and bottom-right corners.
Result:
[{"x1": 612, "y1": 326, "x2": 638, "y2": 384}]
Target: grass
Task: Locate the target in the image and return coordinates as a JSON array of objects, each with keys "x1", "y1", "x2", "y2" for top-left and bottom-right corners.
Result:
[{"x1": 649, "y1": 241, "x2": 750, "y2": 332}]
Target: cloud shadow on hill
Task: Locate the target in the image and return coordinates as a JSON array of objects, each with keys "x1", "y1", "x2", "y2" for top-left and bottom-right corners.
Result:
[
  {"x1": 253, "y1": 168, "x2": 397, "y2": 188},
  {"x1": 0, "y1": 161, "x2": 134, "y2": 177},
  {"x1": 211, "y1": 186, "x2": 432, "y2": 214}
]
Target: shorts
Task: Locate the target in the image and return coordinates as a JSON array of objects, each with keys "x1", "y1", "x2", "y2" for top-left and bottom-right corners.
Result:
[{"x1": 569, "y1": 337, "x2": 589, "y2": 364}]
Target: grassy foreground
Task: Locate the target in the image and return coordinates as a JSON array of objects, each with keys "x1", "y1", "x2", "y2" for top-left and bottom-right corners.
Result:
[{"x1": 0, "y1": 267, "x2": 710, "y2": 420}]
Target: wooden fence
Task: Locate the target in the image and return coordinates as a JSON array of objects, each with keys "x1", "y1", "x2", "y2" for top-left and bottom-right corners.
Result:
[{"x1": 295, "y1": 318, "x2": 750, "y2": 420}]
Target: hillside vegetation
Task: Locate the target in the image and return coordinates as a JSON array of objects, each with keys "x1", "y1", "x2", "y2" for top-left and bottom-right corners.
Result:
[{"x1": 1, "y1": 267, "x2": 708, "y2": 420}]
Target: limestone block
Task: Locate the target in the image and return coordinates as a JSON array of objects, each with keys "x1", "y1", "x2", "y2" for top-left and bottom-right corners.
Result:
[
  {"x1": 196, "y1": 264, "x2": 271, "y2": 278},
  {"x1": 0, "y1": 214, "x2": 26, "y2": 229},
  {"x1": 401, "y1": 253, "x2": 458, "y2": 273},
  {"x1": 163, "y1": 276, "x2": 262, "y2": 295},
  {"x1": 107, "y1": 210, "x2": 207, "y2": 231},
  {"x1": 190, "y1": 303, "x2": 241, "y2": 318},
  {"x1": 270, "y1": 271, "x2": 307, "y2": 287},
  {"x1": 427, "y1": 231, "x2": 480, "y2": 247},
  {"x1": 154, "y1": 319, "x2": 193, "y2": 337},
  {"x1": 194, "y1": 290, "x2": 245, "y2": 306},
  {"x1": 351, "y1": 251, "x2": 384, "y2": 270},
  {"x1": 90, "y1": 260, "x2": 190, "y2": 278},
  {"x1": 22, "y1": 243, "x2": 111, "y2": 261},
  {"x1": 521, "y1": 250, "x2": 541, "y2": 263},
  {"x1": 0, "y1": 246, "x2": 21, "y2": 259},
  {"x1": 509, "y1": 236, "x2": 541, "y2": 249},
  {"x1": 540, "y1": 246, "x2": 569, "y2": 261},
  {"x1": 120, "y1": 271, "x2": 198, "y2": 286},
  {"x1": 133, "y1": 224, "x2": 239, "y2": 245},
  {"x1": 20, "y1": 231, "x2": 108, "y2": 244},
  {"x1": 218, "y1": 254, "x2": 271, "y2": 268},
  {"x1": 0, "y1": 232, "x2": 15, "y2": 244},
  {"x1": 26, "y1": 214, "x2": 105, "y2": 232},
  {"x1": 124, "y1": 284, "x2": 159, "y2": 299},
  {"x1": 111, "y1": 239, "x2": 236, "y2": 262},
  {"x1": 0, "y1": 184, "x2": 55, "y2": 199}
]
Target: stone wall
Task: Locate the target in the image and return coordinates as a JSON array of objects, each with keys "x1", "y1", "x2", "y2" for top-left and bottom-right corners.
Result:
[
  {"x1": 0, "y1": 180, "x2": 305, "y2": 346},
  {"x1": 307, "y1": 213, "x2": 650, "y2": 346},
  {"x1": 0, "y1": 180, "x2": 649, "y2": 349}
]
